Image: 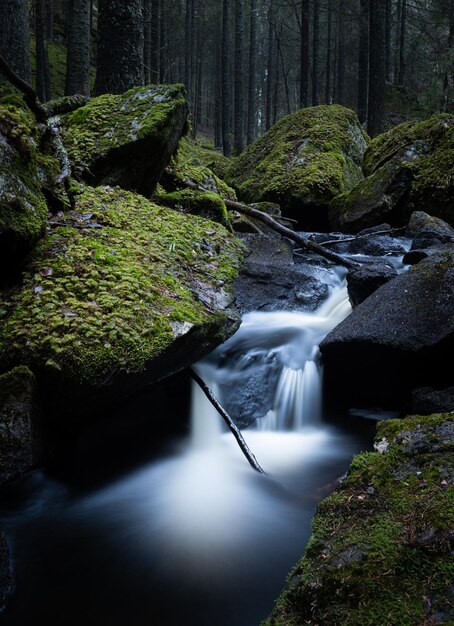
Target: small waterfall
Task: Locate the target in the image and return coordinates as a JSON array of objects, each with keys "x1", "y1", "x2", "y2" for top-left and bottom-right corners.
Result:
[{"x1": 191, "y1": 280, "x2": 352, "y2": 436}]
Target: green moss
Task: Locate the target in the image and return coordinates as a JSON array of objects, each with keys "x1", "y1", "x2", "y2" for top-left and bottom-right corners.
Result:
[
  {"x1": 226, "y1": 105, "x2": 369, "y2": 210},
  {"x1": 263, "y1": 413, "x2": 454, "y2": 626},
  {"x1": 168, "y1": 137, "x2": 237, "y2": 200},
  {"x1": 0, "y1": 186, "x2": 244, "y2": 383},
  {"x1": 0, "y1": 366, "x2": 35, "y2": 405},
  {"x1": 154, "y1": 188, "x2": 231, "y2": 228}
]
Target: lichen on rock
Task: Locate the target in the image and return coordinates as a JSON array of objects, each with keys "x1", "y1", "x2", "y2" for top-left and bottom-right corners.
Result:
[
  {"x1": 226, "y1": 105, "x2": 368, "y2": 230},
  {"x1": 0, "y1": 186, "x2": 244, "y2": 413},
  {"x1": 264, "y1": 413, "x2": 454, "y2": 626},
  {"x1": 61, "y1": 84, "x2": 189, "y2": 195}
]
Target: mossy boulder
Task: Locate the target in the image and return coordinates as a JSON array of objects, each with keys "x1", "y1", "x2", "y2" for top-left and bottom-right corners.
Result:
[
  {"x1": 226, "y1": 105, "x2": 368, "y2": 230},
  {"x1": 174, "y1": 137, "x2": 232, "y2": 181},
  {"x1": 321, "y1": 250, "x2": 454, "y2": 406},
  {"x1": 0, "y1": 186, "x2": 244, "y2": 418},
  {"x1": 154, "y1": 188, "x2": 230, "y2": 228},
  {"x1": 332, "y1": 115, "x2": 454, "y2": 232},
  {"x1": 0, "y1": 366, "x2": 37, "y2": 485},
  {"x1": 264, "y1": 413, "x2": 454, "y2": 626},
  {"x1": 61, "y1": 85, "x2": 189, "y2": 195},
  {"x1": 0, "y1": 98, "x2": 49, "y2": 270}
]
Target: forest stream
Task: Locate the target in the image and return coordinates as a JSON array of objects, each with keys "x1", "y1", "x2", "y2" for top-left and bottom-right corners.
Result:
[{"x1": 0, "y1": 246, "x2": 409, "y2": 626}]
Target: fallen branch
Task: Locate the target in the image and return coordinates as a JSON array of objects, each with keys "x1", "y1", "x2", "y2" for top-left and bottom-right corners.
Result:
[
  {"x1": 319, "y1": 227, "x2": 406, "y2": 247},
  {"x1": 190, "y1": 369, "x2": 266, "y2": 474},
  {"x1": 180, "y1": 177, "x2": 360, "y2": 270},
  {"x1": 47, "y1": 116, "x2": 72, "y2": 186},
  {"x1": 0, "y1": 54, "x2": 47, "y2": 122}
]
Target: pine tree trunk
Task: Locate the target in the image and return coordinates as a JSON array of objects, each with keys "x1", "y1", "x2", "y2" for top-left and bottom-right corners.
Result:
[
  {"x1": 143, "y1": 0, "x2": 152, "y2": 84},
  {"x1": 0, "y1": 0, "x2": 31, "y2": 84},
  {"x1": 443, "y1": 0, "x2": 454, "y2": 111},
  {"x1": 234, "y1": 0, "x2": 245, "y2": 154},
  {"x1": 36, "y1": 0, "x2": 52, "y2": 101},
  {"x1": 65, "y1": 0, "x2": 91, "y2": 96},
  {"x1": 357, "y1": 0, "x2": 369, "y2": 124},
  {"x1": 150, "y1": 0, "x2": 161, "y2": 83},
  {"x1": 215, "y1": 34, "x2": 223, "y2": 148},
  {"x1": 266, "y1": 0, "x2": 275, "y2": 129},
  {"x1": 185, "y1": 0, "x2": 194, "y2": 101},
  {"x1": 94, "y1": 0, "x2": 144, "y2": 95},
  {"x1": 368, "y1": 0, "x2": 386, "y2": 136},
  {"x1": 299, "y1": 0, "x2": 309, "y2": 107},
  {"x1": 312, "y1": 0, "x2": 319, "y2": 105},
  {"x1": 47, "y1": 0, "x2": 54, "y2": 41},
  {"x1": 325, "y1": 0, "x2": 333, "y2": 104},
  {"x1": 247, "y1": 0, "x2": 258, "y2": 144},
  {"x1": 397, "y1": 0, "x2": 406, "y2": 86},
  {"x1": 336, "y1": 0, "x2": 346, "y2": 105},
  {"x1": 222, "y1": 0, "x2": 232, "y2": 156},
  {"x1": 385, "y1": 0, "x2": 392, "y2": 82},
  {"x1": 394, "y1": 0, "x2": 402, "y2": 84}
]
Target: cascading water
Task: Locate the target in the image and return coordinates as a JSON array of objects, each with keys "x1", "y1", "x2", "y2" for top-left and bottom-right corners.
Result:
[{"x1": 0, "y1": 264, "x2": 383, "y2": 626}]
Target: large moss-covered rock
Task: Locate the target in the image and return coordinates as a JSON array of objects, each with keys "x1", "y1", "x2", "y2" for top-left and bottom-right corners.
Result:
[
  {"x1": 61, "y1": 85, "x2": 189, "y2": 195},
  {"x1": 264, "y1": 413, "x2": 454, "y2": 626},
  {"x1": 331, "y1": 115, "x2": 454, "y2": 232},
  {"x1": 0, "y1": 185, "x2": 244, "y2": 418},
  {"x1": 0, "y1": 97, "x2": 49, "y2": 269},
  {"x1": 226, "y1": 105, "x2": 368, "y2": 230},
  {"x1": 0, "y1": 366, "x2": 37, "y2": 484},
  {"x1": 320, "y1": 250, "x2": 454, "y2": 406}
]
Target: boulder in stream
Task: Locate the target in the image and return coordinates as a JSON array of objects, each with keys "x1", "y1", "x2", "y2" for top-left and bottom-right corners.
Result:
[
  {"x1": 226, "y1": 105, "x2": 368, "y2": 230},
  {"x1": 0, "y1": 185, "x2": 245, "y2": 421},
  {"x1": 321, "y1": 250, "x2": 454, "y2": 406},
  {"x1": 61, "y1": 84, "x2": 189, "y2": 195},
  {"x1": 263, "y1": 413, "x2": 454, "y2": 626}
]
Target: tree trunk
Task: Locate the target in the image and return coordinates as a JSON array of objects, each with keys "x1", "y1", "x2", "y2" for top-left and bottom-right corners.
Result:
[
  {"x1": 357, "y1": 0, "x2": 369, "y2": 123},
  {"x1": 36, "y1": 0, "x2": 52, "y2": 101},
  {"x1": 265, "y1": 0, "x2": 275, "y2": 129},
  {"x1": 215, "y1": 31, "x2": 223, "y2": 148},
  {"x1": 143, "y1": 0, "x2": 152, "y2": 84},
  {"x1": 47, "y1": 0, "x2": 54, "y2": 41},
  {"x1": 150, "y1": 0, "x2": 161, "y2": 83},
  {"x1": 368, "y1": 0, "x2": 386, "y2": 136},
  {"x1": 443, "y1": 0, "x2": 454, "y2": 111},
  {"x1": 94, "y1": 0, "x2": 144, "y2": 95},
  {"x1": 65, "y1": 0, "x2": 91, "y2": 96},
  {"x1": 325, "y1": 0, "x2": 333, "y2": 104},
  {"x1": 397, "y1": 0, "x2": 406, "y2": 86},
  {"x1": 184, "y1": 0, "x2": 194, "y2": 101},
  {"x1": 385, "y1": 0, "x2": 392, "y2": 82},
  {"x1": 312, "y1": 0, "x2": 319, "y2": 105},
  {"x1": 394, "y1": 0, "x2": 402, "y2": 84},
  {"x1": 336, "y1": 0, "x2": 346, "y2": 105},
  {"x1": 247, "y1": 0, "x2": 258, "y2": 144},
  {"x1": 299, "y1": 0, "x2": 309, "y2": 108},
  {"x1": 0, "y1": 0, "x2": 31, "y2": 84},
  {"x1": 222, "y1": 0, "x2": 232, "y2": 156},
  {"x1": 234, "y1": 0, "x2": 245, "y2": 154}
]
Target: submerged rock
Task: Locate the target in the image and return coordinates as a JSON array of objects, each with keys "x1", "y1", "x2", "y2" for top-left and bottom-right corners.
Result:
[
  {"x1": 321, "y1": 250, "x2": 454, "y2": 406},
  {"x1": 331, "y1": 115, "x2": 454, "y2": 232},
  {"x1": 0, "y1": 186, "x2": 244, "y2": 419},
  {"x1": 226, "y1": 105, "x2": 368, "y2": 230},
  {"x1": 263, "y1": 413, "x2": 454, "y2": 626},
  {"x1": 61, "y1": 84, "x2": 189, "y2": 195},
  {"x1": 0, "y1": 366, "x2": 37, "y2": 485}
]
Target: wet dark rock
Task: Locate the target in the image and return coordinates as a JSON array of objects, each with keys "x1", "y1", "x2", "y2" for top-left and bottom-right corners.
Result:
[
  {"x1": 0, "y1": 531, "x2": 12, "y2": 612},
  {"x1": 407, "y1": 211, "x2": 454, "y2": 243},
  {"x1": 321, "y1": 250, "x2": 454, "y2": 406},
  {"x1": 0, "y1": 366, "x2": 38, "y2": 485},
  {"x1": 403, "y1": 249, "x2": 430, "y2": 265},
  {"x1": 410, "y1": 387, "x2": 454, "y2": 415},
  {"x1": 347, "y1": 264, "x2": 397, "y2": 306},
  {"x1": 235, "y1": 233, "x2": 332, "y2": 314}
]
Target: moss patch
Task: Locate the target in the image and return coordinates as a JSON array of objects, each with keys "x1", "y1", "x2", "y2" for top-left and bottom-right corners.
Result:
[
  {"x1": 61, "y1": 85, "x2": 189, "y2": 194},
  {"x1": 0, "y1": 186, "x2": 244, "y2": 384},
  {"x1": 154, "y1": 188, "x2": 231, "y2": 228},
  {"x1": 264, "y1": 413, "x2": 454, "y2": 626},
  {"x1": 226, "y1": 105, "x2": 368, "y2": 221}
]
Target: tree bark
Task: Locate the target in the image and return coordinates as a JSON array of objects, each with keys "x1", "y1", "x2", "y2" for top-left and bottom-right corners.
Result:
[
  {"x1": 143, "y1": 0, "x2": 152, "y2": 84},
  {"x1": 191, "y1": 370, "x2": 265, "y2": 475},
  {"x1": 94, "y1": 0, "x2": 144, "y2": 95},
  {"x1": 325, "y1": 0, "x2": 333, "y2": 104},
  {"x1": 357, "y1": 0, "x2": 369, "y2": 124},
  {"x1": 234, "y1": 0, "x2": 245, "y2": 154},
  {"x1": 368, "y1": 0, "x2": 386, "y2": 136},
  {"x1": 222, "y1": 0, "x2": 232, "y2": 156},
  {"x1": 65, "y1": 0, "x2": 91, "y2": 96},
  {"x1": 299, "y1": 0, "x2": 310, "y2": 108},
  {"x1": 265, "y1": 0, "x2": 275, "y2": 129},
  {"x1": 0, "y1": 0, "x2": 31, "y2": 84},
  {"x1": 247, "y1": 0, "x2": 258, "y2": 144},
  {"x1": 184, "y1": 0, "x2": 194, "y2": 101},
  {"x1": 36, "y1": 0, "x2": 52, "y2": 101},
  {"x1": 336, "y1": 0, "x2": 346, "y2": 105},
  {"x1": 312, "y1": 0, "x2": 319, "y2": 105},
  {"x1": 150, "y1": 0, "x2": 161, "y2": 83},
  {"x1": 385, "y1": 0, "x2": 392, "y2": 82},
  {"x1": 443, "y1": 0, "x2": 454, "y2": 111},
  {"x1": 397, "y1": 0, "x2": 406, "y2": 86}
]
